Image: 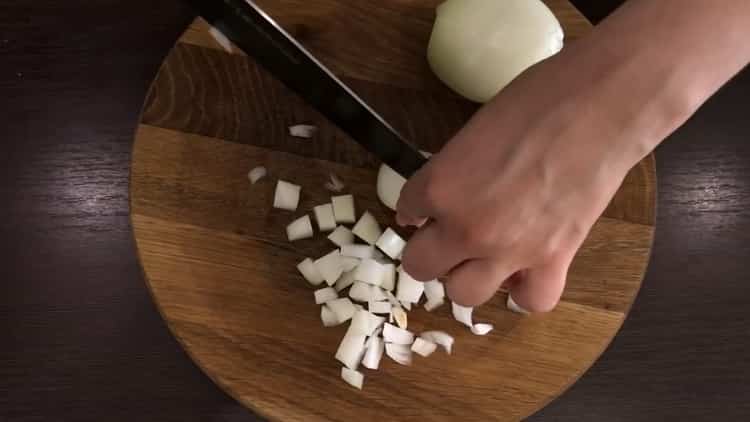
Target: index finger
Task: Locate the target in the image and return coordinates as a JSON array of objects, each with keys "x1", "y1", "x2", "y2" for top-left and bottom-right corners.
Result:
[{"x1": 401, "y1": 220, "x2": 468, "y2": 281}]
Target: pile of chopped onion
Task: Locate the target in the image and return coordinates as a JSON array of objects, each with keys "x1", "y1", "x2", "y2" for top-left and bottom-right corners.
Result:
[
  {"x1": 248, "y1": 146, "x2": 518, "y2": 390},
  {"x1": 287, "y1": 192, "x2": 502, "y2": 390}
]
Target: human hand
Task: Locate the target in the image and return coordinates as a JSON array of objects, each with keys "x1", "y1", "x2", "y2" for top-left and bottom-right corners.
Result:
[
  {"x1": 396, "y1": 0, "x2": 749, "y2": 313},
  {"x1": 397, "y1": 46, "x2": 654, "y2": 312}
]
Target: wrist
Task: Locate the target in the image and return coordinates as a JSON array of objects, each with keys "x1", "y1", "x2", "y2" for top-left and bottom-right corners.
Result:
[
  {"x1": 551, "y1": 31, "x2": 698, "y2": 172},
  {"x1": 569, "y1": 0, "x2": 750, "y2": 169}
]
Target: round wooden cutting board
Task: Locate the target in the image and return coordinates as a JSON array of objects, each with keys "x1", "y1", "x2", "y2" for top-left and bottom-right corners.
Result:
[{"x1": 130, "y1": 1, "x2": 656, "y2": 421}]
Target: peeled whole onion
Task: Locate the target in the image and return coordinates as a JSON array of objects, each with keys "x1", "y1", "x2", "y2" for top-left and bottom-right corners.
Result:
[{"x1": 428, "y1": 0, "x2": 564, "y2": 103}]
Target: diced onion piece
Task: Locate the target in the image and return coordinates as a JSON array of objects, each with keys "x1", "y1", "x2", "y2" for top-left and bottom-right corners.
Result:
[
  {"x1": 349, "y1": 310, "x2": 371, "y2": 335},
  {"x1": 313, "y1": 203, "x2": 337, "y2": 232},
  {"x1": 396, "y1": 268, "x2": 425, "y2": 304},
  {"x1": 348, "y1": 283, "x2": 385, "y2": 303},
  {"x1": 334, "y1": 270, "x2": 357, "y2": 292},
  {"x1": 380, "y1": 263, "x2": 396, "y2": 291},
  {"x1": 369, "y1": 300, "x2": 392, "y2": 315},
  {"x1": 336, "y1": 328, "x2": 367, "y2": 370},
  {"x1": 424, "y1": 280, "x2": 445, "y2": 303},
  {"x1": 314, "y1": 250, "x2": 344, "y2": 286},
  {"x1": 341, "y1": 367, "x2": 364, "y2": 389},
  {"x1": 373, "y1": 248, "x2": 387, "y2": 261},
  {"x1": 411, "y1": 337, "x2": 438, "y2": 357},
  {"x1": 471, "y1": 323, "x2": 494, "y2": 336},
  {"x1": 383, "y1": 323, "x2": 414, "y2": 345},
  {"x1": 328, "y1": 226, "x2": 355, "y2": 247},
  {"x1": 452, "y1": 302, "x2": 474, "y2": 328},
  {"x1": 507, "y1": 294, "x2": 530, "y2": 314},
  {"x1": 331, "y1": 195, "x2": 356, "y2": 224},
  {"x1": 376, "y1": 151, "x2": 432, "y2": 210},
  {"x1": 365, "y1": 326, "x2": 383, "y2": 348},
  {"x1": 314, "y1": 287, "x2": 338, "y2": 304},
  {"x1": 247, "y1": 166, "x2": 267, "y2": 184},
  {"x1": 354, "y1": 259, "x2": 384, "y2": 286},
  {"x1": 288, "y1": 124, "x2": 317, "y2": 138},
  {"x1": 352, "y1": 211, "x2": 382, "y2": 245},
  {"x1": 369, "y1": 326, "x2": 383, "y2": 342},
  {"x1": 349, "y1": 281, "x2": 374, "y2": 303},
  {"x1": 368, "y1": 316, "x2": 385, "y2": 334},
  {"x1": 286, "y1": 215, "x2": 313, "y2": 241},
  {"x1": 341, "y1": 244, "x2": 376, "y2": 259},
  {"x1": 327, "y1": 298, "x2": 357, "y2": 323},
  {"x1": 208, "y1": 26, "x2": 233, "y2": 53},
  {"x1": 384, "y1": 290, "x2": 400, "y2": 307},
  {"x1": 321, "y1": 305, "x2": 340, "y2": 327},
  {"x1": 370, "y1": 287, "x2": 387, "y2": 302},
  {"x1": 385, "y1": 343, "x2": 412, "y2": 366},
  {"x1": 375, "y1": 228, "x2": 407, "y2": 260},
  {"x1": 325, "y1": 173, "x2": 346, "y2": 192},
  {"x1": 376, "y1": 164, "x2": 404, "y2": 211},
  {"x1": 339, "y1": 256, "x2": 360, "y2": 272},
  {"x1": 297, "y1": 257, "x2": 324, "y2": 286},
  {"x1": 423, "y1": 298, "x2": 445, "y2": 312},
  {"x1": 350, "y1": 309, "x2": 385, "y2": 336},
  {"x1": 273, "y1": 180, "x2": 301, "y2": 211},
  {"x1": 362, "y1": 336, "x2": 385, "y2": 370},
  {"x1": 392, "y1": 306, "x2": 408, "y2": 329},
  {"x1": 364, "y1": 327, "x2": 383, "y2": 349},
  {"x1": 420, "y1": 331, "x2": 454, "y2": 354}
]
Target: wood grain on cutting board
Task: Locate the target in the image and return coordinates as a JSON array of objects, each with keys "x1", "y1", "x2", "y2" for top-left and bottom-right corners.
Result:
[{"x1": 131, "y1": 1, "x2": 655, "y2": 420}]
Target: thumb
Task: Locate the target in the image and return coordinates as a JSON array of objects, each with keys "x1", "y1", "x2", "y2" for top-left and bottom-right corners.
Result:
[{"x1": 509, "y1": 256, "x2": 571, "y2": 313}]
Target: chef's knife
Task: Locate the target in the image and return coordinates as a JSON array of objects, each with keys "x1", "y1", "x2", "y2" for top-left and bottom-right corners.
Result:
[{"x1": 187, "y1": 0, "x2": 428, "y2": 178}]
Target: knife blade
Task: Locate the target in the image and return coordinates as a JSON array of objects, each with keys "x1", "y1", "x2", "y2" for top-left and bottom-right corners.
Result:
[{"x1": 187, "y1": 0, "x2": 428, "y2": 178}]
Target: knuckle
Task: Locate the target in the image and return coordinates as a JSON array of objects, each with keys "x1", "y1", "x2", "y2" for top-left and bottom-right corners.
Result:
[
  {"x1": 537, "y1": 239, "x2": 559, "y2": 261},
  {"x1": 455, "y1": 223, "x2": 499, "y2": 251},
  {"x1": 471, "y1": 228, "x2": 499, "y2": 250}
]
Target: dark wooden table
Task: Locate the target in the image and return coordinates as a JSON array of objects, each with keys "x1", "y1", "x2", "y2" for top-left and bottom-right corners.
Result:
[{"x1": 1, "y1": 1, "x2": 748, "y2": 420}]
